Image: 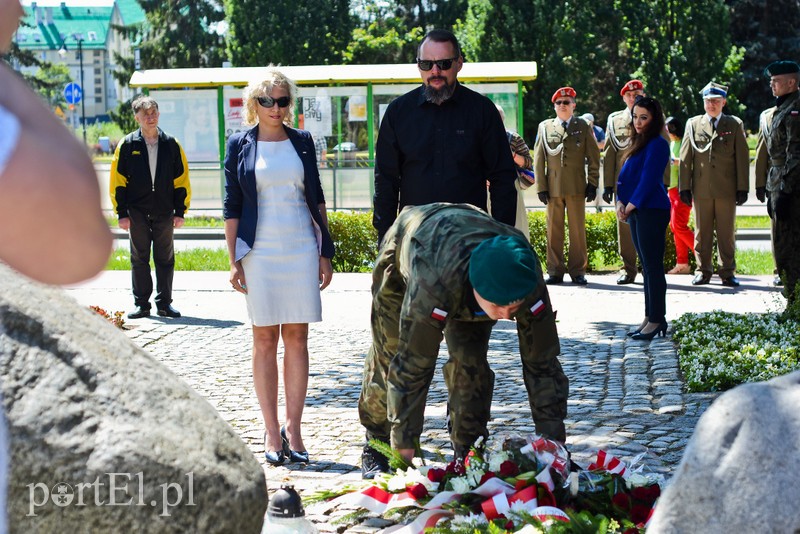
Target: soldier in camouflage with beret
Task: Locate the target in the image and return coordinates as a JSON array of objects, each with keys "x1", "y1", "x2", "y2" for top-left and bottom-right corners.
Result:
[
  {"x1": 358, "y1": 203, "x2": 568, "y2": 477},
  {"x1": 755, "y1": 60, "x2": 800, "y2": 309}
]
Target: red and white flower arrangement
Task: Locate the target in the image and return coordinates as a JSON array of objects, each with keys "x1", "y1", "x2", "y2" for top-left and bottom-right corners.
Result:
[{"x1": 318, "y1": 434, "x2": 664, "y2": 533}]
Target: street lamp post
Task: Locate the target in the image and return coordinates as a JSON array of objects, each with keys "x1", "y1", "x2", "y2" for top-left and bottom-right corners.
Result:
[
  {"x1": 58, "y1": 35, "x2": 87, "y2": 145},
  {"x1": 76, "y1": 37, "x2": 86, "y2": 144}
]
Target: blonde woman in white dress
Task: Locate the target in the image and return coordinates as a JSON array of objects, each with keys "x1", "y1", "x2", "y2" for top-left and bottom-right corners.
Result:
[{"x1": 223, "y1": 70, "x2": 334, "y2": 466}]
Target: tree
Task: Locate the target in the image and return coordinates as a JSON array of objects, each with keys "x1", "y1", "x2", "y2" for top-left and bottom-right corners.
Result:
[
  {"x1": 116, "y1": 0, "x2": 225, "y2": 70},
  {"x1": 455, "y1": 0, "x2": 743, "y2": 140},
  {"x1": 225, "y1": 0, "x2": 355, "y2": 66},
  {"x1": 728, "y1": 0, "x2": 800, "y2": 127},
  {"x1": 30, "y1": 63, "x2": 72, "y2": 114}
]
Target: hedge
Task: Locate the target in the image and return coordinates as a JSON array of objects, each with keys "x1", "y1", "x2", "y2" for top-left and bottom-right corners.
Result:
[{"x1": 328, "y1": 210, "x2": 657, "y2": 274}]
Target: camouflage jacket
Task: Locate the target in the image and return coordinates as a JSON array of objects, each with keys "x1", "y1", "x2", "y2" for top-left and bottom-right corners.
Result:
[
  {"x1": 755, "y1": 90, "x2": 800, "y2": 195},
  {"x1": 383, "y1": 202, "x2": 558, "y2": 354}
]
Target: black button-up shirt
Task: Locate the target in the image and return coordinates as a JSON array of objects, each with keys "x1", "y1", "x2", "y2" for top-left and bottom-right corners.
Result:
[{"x1": 372, "y1": 83, "x2": 518, "y2": 242}]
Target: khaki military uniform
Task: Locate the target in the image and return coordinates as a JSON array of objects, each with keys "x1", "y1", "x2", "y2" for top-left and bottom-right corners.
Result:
[
  {"x1": 604, "y1": 109, "x2": 671, "y2": 278},
  {"x1": 679, "y1": 114, "x2": 749, "y2": 278},
  {"x1": 755, "y1": 91, "x2": 800, "y2": 304},
  {"x1": 534, "y1": 117, "x2": 600, "y2": 277},
  {"x1": 358, "y1": 203, "x2": 568, "y2": 450}
]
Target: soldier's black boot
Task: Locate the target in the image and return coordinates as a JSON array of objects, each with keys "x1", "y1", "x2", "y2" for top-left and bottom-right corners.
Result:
[{"x1": 361, "y1": 444, "x2": 390, "y2": 479}]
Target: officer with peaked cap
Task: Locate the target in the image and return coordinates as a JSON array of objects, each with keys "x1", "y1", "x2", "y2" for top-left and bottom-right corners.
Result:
[
  {"x1": 754, "y1": 60, "x2": 800, "y2": 307},
  {"x1": 602, "y1": 79, "x2": 671, "y2": 284},
  {"x1": 679, "y1": 81, "x2": 749, "y2": 287},
  {"x1": 358, "y1": 203, "x2": 567, "y2": 476},
  {"x1": 533, "y1": 87, "x2": 601, "y2": 285}
]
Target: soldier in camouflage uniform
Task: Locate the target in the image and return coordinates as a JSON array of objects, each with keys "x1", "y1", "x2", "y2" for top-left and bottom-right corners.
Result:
[
  {"x1": 358, "y1": 203, "x2": 567, "y2": 477},
  {"x1": 755, "y1": 60, "x2": 800, "y2": 308}
]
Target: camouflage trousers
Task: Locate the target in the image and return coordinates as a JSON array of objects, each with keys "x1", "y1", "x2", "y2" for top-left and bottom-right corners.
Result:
[
  {"x1": 771, "y1": 191, "x2": 800, "y2": 307},
  {"x1": 357, "y1": 250, "x2": 495, "y2": 450}
]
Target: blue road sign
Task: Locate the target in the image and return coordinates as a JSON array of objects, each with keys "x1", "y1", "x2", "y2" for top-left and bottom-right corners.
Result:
[{"x1": 64, "y1": 82, "x2": 82, "y2": 104}]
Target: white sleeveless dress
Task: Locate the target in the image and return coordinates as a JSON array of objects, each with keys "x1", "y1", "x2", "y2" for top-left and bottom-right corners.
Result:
[{"x1": 241, "y1": 140, "x2": 322, "y2": 326}]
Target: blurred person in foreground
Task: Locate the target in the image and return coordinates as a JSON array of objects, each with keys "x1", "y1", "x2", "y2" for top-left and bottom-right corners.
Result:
[
  {"x1": 665, "y1": 117, "x2": 695, "y2": 275},
  {"x1": 224, "y1": 69, "x2": 334, "y2": 466},
  {"x1": 615, "y1": 97, "x2": 671, "y2": 341},
  {"x1": 0, "y1": 0, "x2": 111, "y2": 285},
  {"x1": 1, "y1": 1, "x2": 112, "y2": 532}
]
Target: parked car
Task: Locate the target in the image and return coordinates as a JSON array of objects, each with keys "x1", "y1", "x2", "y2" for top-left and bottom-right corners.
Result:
[{"x1": 332, "y1": 142, "x2": 357, "y2": 152}]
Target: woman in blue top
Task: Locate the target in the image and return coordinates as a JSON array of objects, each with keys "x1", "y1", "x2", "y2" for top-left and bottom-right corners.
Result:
[{"x1": 616, "y1": 97, "x2": 671, "y2": 340}]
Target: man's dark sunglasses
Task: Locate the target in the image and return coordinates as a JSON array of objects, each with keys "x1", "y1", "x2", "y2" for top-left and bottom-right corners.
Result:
[
  {"x1": 554, "y1": 100, "x2": 572, "y2": 106},
  {"x1": 257, "y1": 95, "x2": 291, "y2": 108},
  {"x1": 416, "y1": 57, "x2": 459, "y2": 71}
]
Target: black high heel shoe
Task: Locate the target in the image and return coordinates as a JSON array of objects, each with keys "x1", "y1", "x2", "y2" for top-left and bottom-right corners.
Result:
[
  {"x1": 264, "y1": 432, "x2": 286, "y2": 466},
  {"x1": 631, "y1": 322, "x2": 668, "y2": 341},
  {"x1": 281, "y1": 426, "x2": 310, "y2": 464},
  {"x1": 627, "y1": 319, "x2": 649, "y2": 337}
]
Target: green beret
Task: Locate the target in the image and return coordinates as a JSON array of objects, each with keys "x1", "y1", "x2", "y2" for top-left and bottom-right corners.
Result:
[
  {"x1": 765, "y1": 60, "x2": 800, "y2": 77},
  {"x1": 469, "y1": 235, "x2": 538, "y2": 305}
]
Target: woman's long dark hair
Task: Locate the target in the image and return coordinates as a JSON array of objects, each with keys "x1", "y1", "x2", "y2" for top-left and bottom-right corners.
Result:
[{"x1": 624, "y1": 96, "x2": 666, "y2": 163}]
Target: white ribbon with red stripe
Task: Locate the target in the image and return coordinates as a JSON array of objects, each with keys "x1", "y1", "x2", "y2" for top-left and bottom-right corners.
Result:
[{"x1": 588, "y1": 450, "x2": 628, "y2": 477}]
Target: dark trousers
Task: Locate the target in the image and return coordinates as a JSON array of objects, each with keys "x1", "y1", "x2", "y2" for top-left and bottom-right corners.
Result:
[
  {"x1": 629, "y1": 208, "x2": 670, "y2": 323},
  {"x1": 128, "y1": 207, "x2": 174, "y2": 309}
]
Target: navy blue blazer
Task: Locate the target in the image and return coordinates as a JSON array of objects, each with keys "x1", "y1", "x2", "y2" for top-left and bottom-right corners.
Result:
[{"x1": 223, "y1": 124, "x2": 335, "y2": 260}]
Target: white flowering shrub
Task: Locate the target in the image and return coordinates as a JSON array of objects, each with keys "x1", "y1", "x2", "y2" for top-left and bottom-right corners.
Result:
[{"x1": 673, "y1": 310, "x2": 800, "y2": 392}]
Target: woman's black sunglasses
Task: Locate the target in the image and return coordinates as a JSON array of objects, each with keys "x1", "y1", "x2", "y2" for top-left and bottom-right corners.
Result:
[
  {"x1": 257, "y1": 95, "x2": 291, "y2": 108},
  {"x1": 416, "y1": 57, "x2": 459, "y2": 71}
]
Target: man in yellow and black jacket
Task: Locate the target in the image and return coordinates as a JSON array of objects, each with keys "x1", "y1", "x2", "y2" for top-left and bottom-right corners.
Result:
[{"x1": 110, "y1": 95, "x2": 191, "y2": 319}]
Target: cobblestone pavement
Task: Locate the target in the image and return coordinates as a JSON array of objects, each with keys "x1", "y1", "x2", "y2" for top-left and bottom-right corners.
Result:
[{"x1": 65, "y1": 271, "x2": 782, "y2": 531}]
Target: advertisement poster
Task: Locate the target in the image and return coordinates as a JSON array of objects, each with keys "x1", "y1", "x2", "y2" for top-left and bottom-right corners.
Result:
[
  {"x1": 302, "y1": 92, "x2": 332, "y2": 138},
  {"x1": 150, "y1": 89, "x2": 219, "y2": 162}
]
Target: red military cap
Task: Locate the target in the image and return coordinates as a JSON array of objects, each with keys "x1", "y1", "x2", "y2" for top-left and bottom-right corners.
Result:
[
  {"x1": 620, "y1": 79, "x2": 644, "y2": 96},
  {"x1": 551, "y1": 87, "x2": 577, "y2": 103}
]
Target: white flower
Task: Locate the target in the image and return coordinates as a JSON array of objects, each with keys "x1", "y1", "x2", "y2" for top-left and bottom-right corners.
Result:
[
  {"x1": 449, "y1": 476, "x2": 472, "y2": 494},
  {"x1": 488, "y1": 450, "x2": 511, "y2": 472}
]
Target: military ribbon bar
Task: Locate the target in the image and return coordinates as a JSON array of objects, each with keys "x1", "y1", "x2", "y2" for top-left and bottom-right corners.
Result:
[{"x1": 431, "y1": 307, "x2": 448, "y2": 321}]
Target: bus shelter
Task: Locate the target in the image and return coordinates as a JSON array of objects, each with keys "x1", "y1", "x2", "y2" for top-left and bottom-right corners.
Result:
[{"x1": 129, "y1": 62, "x2": 537, "y2": 210}]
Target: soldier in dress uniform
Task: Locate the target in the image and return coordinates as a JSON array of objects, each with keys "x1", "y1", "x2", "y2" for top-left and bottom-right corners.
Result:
[
  {"x1": 754, "y1": 60, "x2": 800, "y2": 308},
  {"x1": 602, "y1": 80, "x2": 670, "y2": 284},
  {"x1": 533, "y1": 87, "x2": 601, "y2": 285},
  {"x1": 679, "y1": 82, "x2": 749, "y2": 287},
  {"x1": 358, "y1": 203, "x2": 568, "y2": 475}
]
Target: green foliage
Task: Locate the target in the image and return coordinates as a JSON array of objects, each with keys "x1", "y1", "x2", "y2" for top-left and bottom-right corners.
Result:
[
  {"x1": 584, "y1": 211, "x2": 620, "y2": 271},
  {"x1": 29, "y1": 63, "x2": 72, "y2": 113},
  {"x1": 343, "y1": 17, "x2": 423, "y2": 64},
  {"x1": 225, "y1": 0, "x2": 354, "y2": 66},
  {"x1": 106, "y1": 247, "x2": 229, "y2": 271},
  {"x1": 328, "y1": 211, "x2": 378, "y2": 273},
  {"x1": 673, "y1": 310, "x2": 800, "y2": 392},
  {"x1": 117, "y1": 0, "x2": 225, "y2": 70},
  {"x1": 108, "y1": 98, "x2": 138, "y2": 135},
  {"x1": 82, "y1": 121, "x2": 125, "y2": 146},
  {"x1": 729, "y1": 0, "x2": 800, "y2": 126}
]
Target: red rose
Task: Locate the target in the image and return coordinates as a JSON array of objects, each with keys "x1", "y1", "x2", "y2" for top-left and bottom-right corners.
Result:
[
  {"x1": 407, "y1": 482, "x2": 428, "y2": 500},
  {"x1": 537, "y1": 484, "x2": 557, "y2": 507},
  {"x1": 611, "y1": 492, "x2": 632, "y2": 510},
  {"x1": 446, "y1": 460, "x2": 466, "y2": 476},
  {"x1": 504, "y1": 519, "x2": 515, "y2": 530},
  {"x1": 630, "y1": 503, "x2": 652, "y2": 525},
  {"x1": 479, "y1": 471, "x2": 496, "y2": 485},
  {"x1": 632, "y1": 484, "x2": 661, "y2": 503},
  {"x1": 631, "y1": 486, "x2": 650, "y2": 501},
  {"x1": 465, "y1": 450, "x2": 476, "y2": 468},
  {"x1": 426, "y1": 467, "x2": 446, "y2": 483},
  {"x1": 499, "y1": 461, "x2": 519, "y2": 477}
]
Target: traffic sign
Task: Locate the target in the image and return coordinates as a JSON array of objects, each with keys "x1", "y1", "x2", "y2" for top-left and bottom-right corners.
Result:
[{"x1": 64, "y1": 82, "x2": 82, "y2": 104}]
